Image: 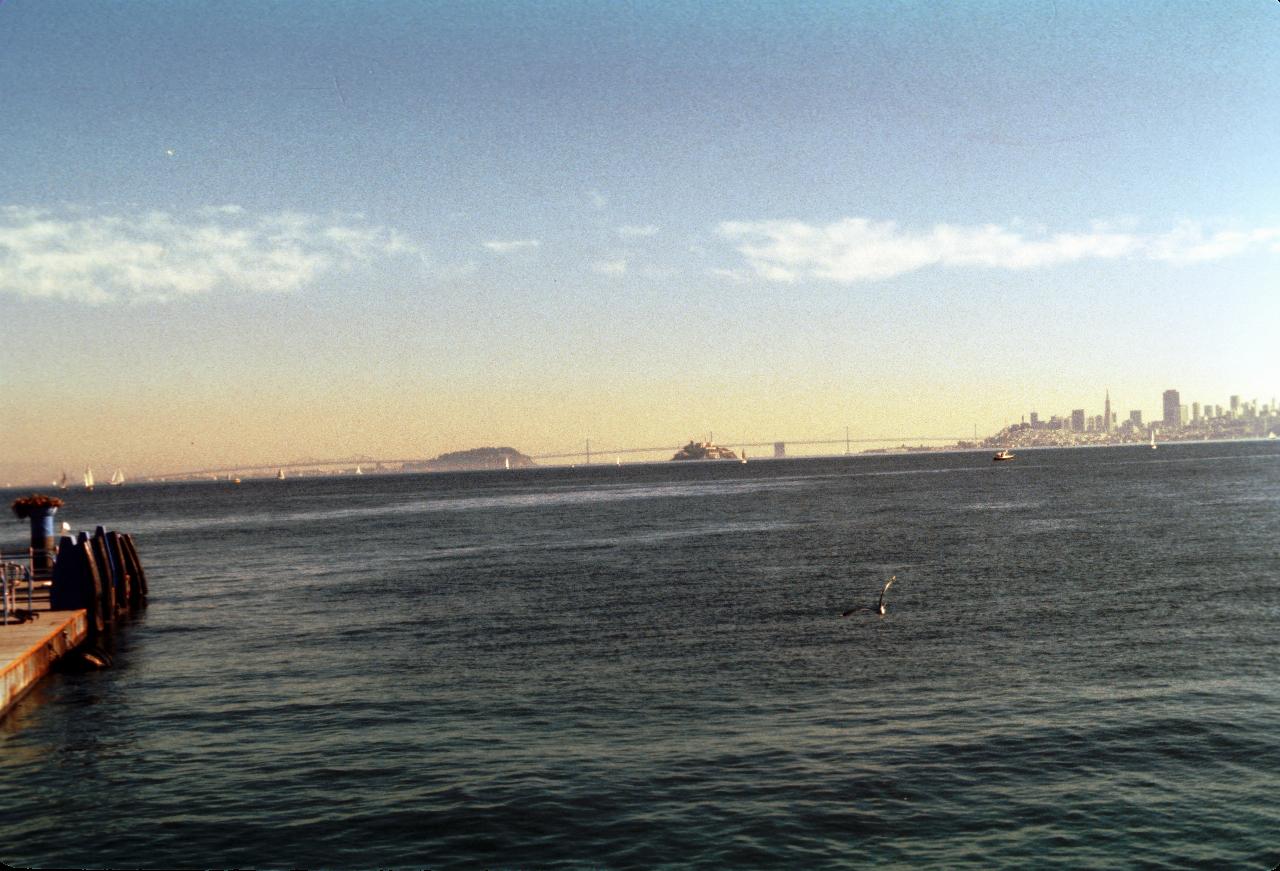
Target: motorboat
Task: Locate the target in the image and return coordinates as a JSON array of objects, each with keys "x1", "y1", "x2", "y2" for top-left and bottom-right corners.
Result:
[{"x1": 992, "y1": 450, "x2": 1016, "y2": 462}]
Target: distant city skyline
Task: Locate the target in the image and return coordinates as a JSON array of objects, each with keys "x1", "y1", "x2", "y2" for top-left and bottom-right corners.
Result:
[
  {"x1": 1018, "y1": 387, "x2": 1278, "y2": 435},
  {"x1": 3, "y1": 2, "x2": 1277, "y2": 483}
]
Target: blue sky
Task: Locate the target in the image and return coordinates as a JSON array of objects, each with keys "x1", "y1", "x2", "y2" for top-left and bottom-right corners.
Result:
[{"x1": 2, "y1": 1, "x2": 1278, "y2": 479}]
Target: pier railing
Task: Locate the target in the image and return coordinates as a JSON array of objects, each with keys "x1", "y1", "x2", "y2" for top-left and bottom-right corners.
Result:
[
  {"x1": 1, "y1": 560, "x2": 35, "y2": 623},
  {"x1": 0, "y1": 548, "x2": 53, "y2": 622}
]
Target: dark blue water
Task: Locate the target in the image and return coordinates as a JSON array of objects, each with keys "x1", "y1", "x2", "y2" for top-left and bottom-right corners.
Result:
[{"x1": 2, "y1": 443, "x2": 1278, "y2": 869}]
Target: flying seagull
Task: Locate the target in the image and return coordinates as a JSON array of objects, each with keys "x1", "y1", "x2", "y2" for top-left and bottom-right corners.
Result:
[{"x1": 841, "y1": 575, "x2": 897, "y2": 617}]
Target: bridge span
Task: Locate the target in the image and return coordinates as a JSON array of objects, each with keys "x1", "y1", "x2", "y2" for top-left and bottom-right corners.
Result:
[
  {"x1": 530, "y1": 436, "x2": 969, "y2": 463},
  {"x1": 149, "y1": 436, "x2": 971, "y2": 481}
]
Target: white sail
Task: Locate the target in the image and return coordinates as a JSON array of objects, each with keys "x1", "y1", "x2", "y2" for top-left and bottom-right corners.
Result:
[
  {"x1": 84, "y1": 468, "x2": 95, "y2": 490},
  {"x1": 110, "y1": 468, "x2": 124, "y2": 486},
  {"x1": 277, "y1": 468, "x2": 286, "y2": 480},
  {"x1": 355, "y1": 464, "x2": 363, "y2": 475}
]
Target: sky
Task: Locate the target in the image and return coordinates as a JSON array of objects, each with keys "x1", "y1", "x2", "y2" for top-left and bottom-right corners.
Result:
[{"x1": 2, "y1": 0, "x2": 1278, "y2": 482}]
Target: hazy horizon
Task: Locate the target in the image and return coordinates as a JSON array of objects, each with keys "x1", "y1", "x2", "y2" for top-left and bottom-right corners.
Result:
[{"x1": 3, "y1": 2, "x2": 1277, "y2": 484}]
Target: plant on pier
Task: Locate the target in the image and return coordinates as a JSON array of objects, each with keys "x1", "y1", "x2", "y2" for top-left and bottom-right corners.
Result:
[{"x1": 10, "y1": 493, "x2": 64, "y2": 519}]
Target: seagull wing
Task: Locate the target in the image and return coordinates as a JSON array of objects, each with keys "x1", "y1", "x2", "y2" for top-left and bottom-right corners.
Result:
[{"x1": 878, "y1": 575, "x2": 896, "y2": 611}]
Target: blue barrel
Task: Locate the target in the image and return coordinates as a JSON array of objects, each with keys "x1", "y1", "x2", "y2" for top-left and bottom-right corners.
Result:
[{"x1": 28, "y1": 507, "x2": 57, "y2": 574}]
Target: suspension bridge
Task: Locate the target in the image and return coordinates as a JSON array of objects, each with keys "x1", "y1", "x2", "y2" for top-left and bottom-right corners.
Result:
[{"x1": 143, "y1": 433, "x2": 975, "y2": 481}]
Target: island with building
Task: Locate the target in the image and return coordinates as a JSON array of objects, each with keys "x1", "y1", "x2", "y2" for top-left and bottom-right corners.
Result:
[{"x1": 671, "y1": 440, "x2": 743, "y2": 461}]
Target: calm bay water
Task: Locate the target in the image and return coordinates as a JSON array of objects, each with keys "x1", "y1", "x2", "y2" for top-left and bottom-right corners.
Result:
[{"x1": 2, "y1": 443, "x2": 1278, "y2": 869}]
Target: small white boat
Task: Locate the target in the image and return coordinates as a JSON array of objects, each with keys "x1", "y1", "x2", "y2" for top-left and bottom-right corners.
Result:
[
  {"x1": 355, "y1": 464, "x2": 364, "y2": 475},
  {"x1": 110, "y1": 469, "x2": 124, "y2": 486},
  {"x1": 1150, "y1": 431, "x2": 1158, "y2": 450},
  {"x1": 992, "y1": 450, "x2": 1015, "y2": 462},
  {"x1": 84, "y1": 467, "x2": 95, "y2": 490},
  {"x1": 276, "y1": 468, "x2": 286, "y2": 480}
]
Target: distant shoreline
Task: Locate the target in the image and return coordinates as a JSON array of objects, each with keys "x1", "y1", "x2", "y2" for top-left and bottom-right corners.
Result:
[{"x1": 4, "y1": 436, "x2": 1276, "y2": 489}]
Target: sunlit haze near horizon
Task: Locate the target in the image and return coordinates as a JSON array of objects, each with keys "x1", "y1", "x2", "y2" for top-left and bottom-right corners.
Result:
[{"x1": 2, "y1": 1, "x2": 1277, "y2": 483}]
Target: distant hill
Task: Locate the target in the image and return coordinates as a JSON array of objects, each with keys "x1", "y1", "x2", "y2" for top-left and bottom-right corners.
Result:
[{"x1": 411, "y1": 446, "x2": 536, "y2": 472}]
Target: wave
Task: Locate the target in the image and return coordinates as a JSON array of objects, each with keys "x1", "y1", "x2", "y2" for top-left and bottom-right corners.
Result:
[{"x1": 124, "y1": 478, "x2": 808, "y2": 535}]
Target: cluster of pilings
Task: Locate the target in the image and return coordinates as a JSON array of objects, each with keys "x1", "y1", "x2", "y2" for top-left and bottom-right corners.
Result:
[{"x1": 50, "y1": 527, "x2": 147, "y2": 643}]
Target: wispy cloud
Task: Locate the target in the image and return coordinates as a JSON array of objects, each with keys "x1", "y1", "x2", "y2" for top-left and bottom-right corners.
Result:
[
  {"x1": 617, "y1": 224, "x2": 659, "y2": 238},
  {"x1": 717, "y1": 217, "x2": 1280, "y2": 283},
  {"x1": 1145, "y1": 221, "x2": 1280, "y2": 264},
  {"x1": 0, "y1": 205, "x2": 421, "y2": 303},
  {"x1": 708, "y1": 267, "x2": 750, "y2": 283},
  {"x1": 482, "y1": 239, "x2": 540, "y2": 254},
  {"x1": 593, "y1": 258, "x2": 628, "y2": 275}
]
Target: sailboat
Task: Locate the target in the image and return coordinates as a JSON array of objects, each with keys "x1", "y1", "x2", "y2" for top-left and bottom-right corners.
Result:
[
  {"x1": 504, "y1": 456, "x2": 511, "y2": 470},
  {"x1": 58, "y1": 471, "x2": 69, "y2": 490},
  {"x1": 109, "y1": 469, "x2": 125, "y2": 486},
  {"x1": 84, "y1": 468, "x2": 95, "y2": 491},
  {"x1": 355, "y1": 464, "x2": 363, "y2": 475},
  {"x1": 276, "y1": 468, "x2": 286, "y2": 481},
  {"x1": 1150, "y1": 430, "x2": 1158, "y2": 450}
]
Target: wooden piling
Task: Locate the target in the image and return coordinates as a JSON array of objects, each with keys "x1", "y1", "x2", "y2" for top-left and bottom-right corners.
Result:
[
  {"x1": 105, "y1": 532, "x2": 130, "y2": 618},
  {"x1": 49, "y1": 537, "x2": 105, "y2": 640},
  {"x1": 89, "y1": 532, "x2": 115, "y2": 628},
  {"x1": 120, "y1": 534, "x2": 148, "y2": 609}
]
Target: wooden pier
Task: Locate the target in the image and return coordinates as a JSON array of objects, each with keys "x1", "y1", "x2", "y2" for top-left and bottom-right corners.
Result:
[
  {"x1": 2, "y1": 502, "x2": 150, "y2": 720},
  {"x1": 0, "y1": 608, "x2": 88, "y2": 718}
]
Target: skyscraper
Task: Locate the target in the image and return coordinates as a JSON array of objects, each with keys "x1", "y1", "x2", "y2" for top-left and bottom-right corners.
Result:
[
  {"x1": 1104, "y1": 389, "x2": 1112, "y2": 433},
  {"x1": 1162, "y1": 389, "x2": 1180, "y2": 429}
]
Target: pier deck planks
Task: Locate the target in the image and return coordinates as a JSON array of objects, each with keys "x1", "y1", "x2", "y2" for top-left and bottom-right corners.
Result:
[{"x1": 0, "y1": 609, "x2": 88, "y2": 718}]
